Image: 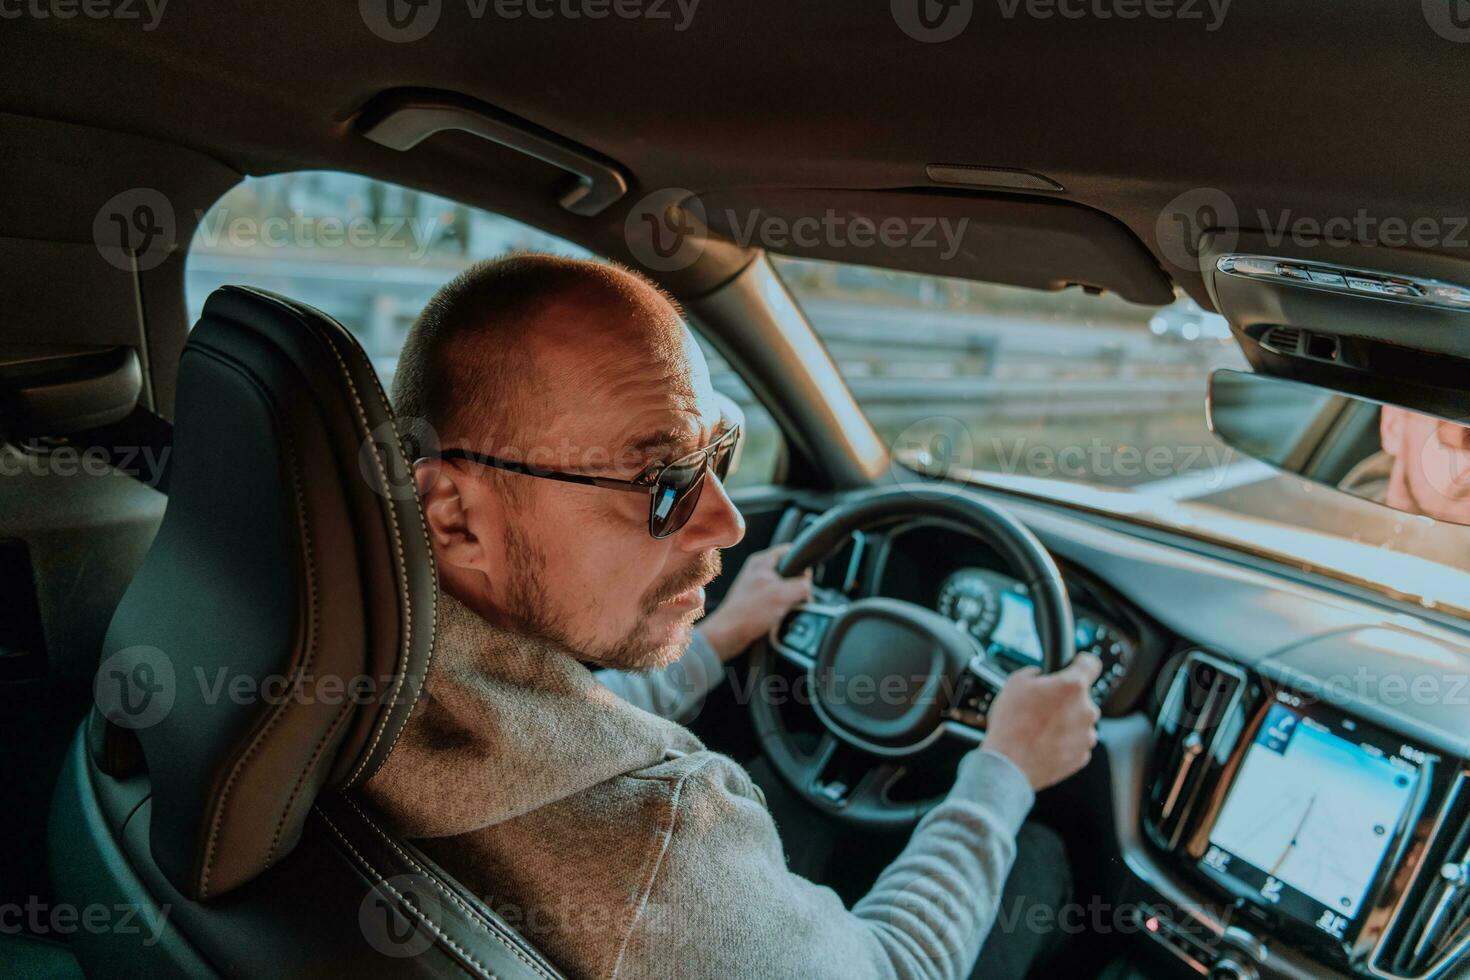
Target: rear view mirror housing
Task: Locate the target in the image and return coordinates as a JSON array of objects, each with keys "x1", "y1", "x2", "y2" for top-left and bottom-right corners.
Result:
[{"x1": 1196, "y1": 232, "x2": 1470, "y2": 424}]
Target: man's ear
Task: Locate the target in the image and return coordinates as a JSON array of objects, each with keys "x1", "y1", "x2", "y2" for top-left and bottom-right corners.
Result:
[{"x1": 416, "y1": 459, "x2": 501, "y2": 577}]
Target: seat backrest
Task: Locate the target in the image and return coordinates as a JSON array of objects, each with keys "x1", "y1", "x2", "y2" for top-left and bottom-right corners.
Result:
[{"x1": 50, "y1": 286, "x2": 564, "y2": 979}]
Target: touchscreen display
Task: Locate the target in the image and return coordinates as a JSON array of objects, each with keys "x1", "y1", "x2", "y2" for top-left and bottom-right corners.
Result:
[{"x1": 1201, "y1": 697, "x2": 1424, "y2": 941}]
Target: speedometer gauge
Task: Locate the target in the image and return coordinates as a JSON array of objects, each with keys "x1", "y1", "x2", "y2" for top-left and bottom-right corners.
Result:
[{"x1": 937, "y1": 568, "x2": 1002, "y2": 644}]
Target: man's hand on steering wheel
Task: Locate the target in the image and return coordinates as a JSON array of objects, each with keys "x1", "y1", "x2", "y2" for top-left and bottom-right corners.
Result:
[
  {"x1": 984, "y1": 654, "x2": 1104, "y2": 791},
  {"x1": 701, "y1": 544, "x2": 814, "y2": 661}
]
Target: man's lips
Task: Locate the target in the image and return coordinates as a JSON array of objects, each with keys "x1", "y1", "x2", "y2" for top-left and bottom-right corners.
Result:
[{"x1": 662, "y1": 584, "x2": 707, "y2": 609}]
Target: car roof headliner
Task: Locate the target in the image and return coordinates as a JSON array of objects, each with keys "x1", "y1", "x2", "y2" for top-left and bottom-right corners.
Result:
[{"x1": 6, "y1": 3, "x2": 1468, "y2": 307}]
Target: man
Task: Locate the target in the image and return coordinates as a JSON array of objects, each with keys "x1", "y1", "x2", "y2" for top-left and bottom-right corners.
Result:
[
  {"x1": 1339, "y1": 405, "x2": 1470, "y2": 525},
  {"x1": 365, "y1": 253, "x2": 1101, "y2": 980}
]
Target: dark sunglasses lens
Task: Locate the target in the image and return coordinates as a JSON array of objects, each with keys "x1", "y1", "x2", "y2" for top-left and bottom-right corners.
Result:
[
  {"x1": 713, "y1": 437, "x2": 739, "y2": 481},
  {"x1": 651, "y1": 458, "x2": 706, "y2": 537},
  {"x1": 708, "y1": 426, "x2": 740, "y2": 481}
]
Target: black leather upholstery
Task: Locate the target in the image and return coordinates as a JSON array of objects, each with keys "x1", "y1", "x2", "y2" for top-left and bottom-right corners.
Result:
[{"x1": 49, "y1": 287, "x2": 565, "y2": 979}]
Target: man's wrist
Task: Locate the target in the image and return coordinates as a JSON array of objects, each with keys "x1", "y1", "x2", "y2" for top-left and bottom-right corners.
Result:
[
  {"x1": 977, "y1": 737, "x2": 1037, "y2": 790},
  {"x1": 955, "y1": 749, "x2": 1036, "y2": 832}
]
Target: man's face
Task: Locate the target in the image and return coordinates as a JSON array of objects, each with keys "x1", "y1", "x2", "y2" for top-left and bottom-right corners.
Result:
[
  {"x1": 425, "y1": 285, "x2": 746, "y2": 669},
  {"x1": 1381, "y1": 406, "x2": 1470, "y2": 525}
]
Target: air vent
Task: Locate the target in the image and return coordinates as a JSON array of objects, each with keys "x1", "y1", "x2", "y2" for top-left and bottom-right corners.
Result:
[
  {"x1": 1146, "y1": 652, "x2": 1249, "y2": 851},
  {"x1": 1376, "y1": 772, "x2": 1470, "y2": 978},
  {"x1": 1260, "y1": 326, "x2": 1304, "y2": 355}
]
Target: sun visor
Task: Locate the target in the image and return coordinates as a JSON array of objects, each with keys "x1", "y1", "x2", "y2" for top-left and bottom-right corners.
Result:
[{"x1": 693, "y1": 189, "x2": 1174, "y2": 306}]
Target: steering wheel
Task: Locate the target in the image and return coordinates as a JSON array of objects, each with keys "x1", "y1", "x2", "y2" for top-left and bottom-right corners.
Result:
[{"x1": 750, "y1": 486, "x2": 1075, "y2": 828}]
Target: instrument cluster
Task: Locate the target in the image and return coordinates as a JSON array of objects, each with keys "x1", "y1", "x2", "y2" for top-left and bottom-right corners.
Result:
[{"x1": 937, "y1": 566, "x2": 1133, "y2": 702}]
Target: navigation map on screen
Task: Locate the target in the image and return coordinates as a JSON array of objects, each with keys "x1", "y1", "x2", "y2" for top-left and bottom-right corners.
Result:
[{"x1": 1202, "y1": 701, "x2": 1421, "y2": 940}]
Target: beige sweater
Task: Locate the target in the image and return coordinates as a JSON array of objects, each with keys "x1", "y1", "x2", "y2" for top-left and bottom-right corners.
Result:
[{"x1": 364, "y1": 593, "x2": 1035, "y2": 980}]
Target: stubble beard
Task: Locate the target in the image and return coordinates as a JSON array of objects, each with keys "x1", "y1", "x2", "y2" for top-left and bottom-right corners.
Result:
[{"x1": 498, "y1": 523, "x2": 721, "y2": 671}]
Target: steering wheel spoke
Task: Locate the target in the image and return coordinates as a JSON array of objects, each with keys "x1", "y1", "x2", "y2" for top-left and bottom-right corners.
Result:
[
  {"x1": 788, "y1": 733, "x2": 918, "y2": 820},
  {"x1": 843, "y1": 759, "x2": 910, "y2": 812},
  {"x1": 791, "y1": 731, "x2": 839, "y2": 794}
]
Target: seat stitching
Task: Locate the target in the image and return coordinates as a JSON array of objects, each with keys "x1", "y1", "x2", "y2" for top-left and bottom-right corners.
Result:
[
  {"x1": 340, "y1": 335, "x2": 439, "y2": 775},
  {"x1": 343, "y1": 797, "x2": 559, "y2": 980},
  {"x1": 268, "y1": 689, "x2": 355, "y2": 865},
  {"x1": 267, "y1": 418, "x2": 334, "y2": 864},
  {"x1": 310, "y1": 327, "x2": 426, "y2": 787},
  {"x1": 190, "y1": 347, "x2": 317, "y2": 899},
  {"x1": 316, "y1": 807, "x2": 496, "y2": 980}
]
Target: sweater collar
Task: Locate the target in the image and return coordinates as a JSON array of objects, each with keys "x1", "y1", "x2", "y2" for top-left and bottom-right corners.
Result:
[{"x1": 363, "y1": 591, "x2": 704, "y2": 838}]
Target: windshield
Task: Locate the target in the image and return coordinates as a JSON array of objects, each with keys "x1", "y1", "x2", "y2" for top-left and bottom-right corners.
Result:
[{"x1": 769, "y1": 255, "x2": 1470, "y2": 606}]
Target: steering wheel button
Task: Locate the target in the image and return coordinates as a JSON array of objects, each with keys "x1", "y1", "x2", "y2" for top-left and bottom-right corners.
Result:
[
  {"x1": 781, "y1": 612, "x2": 831, "y2": 656},
  {"x1": 815, "y1": 780, "x2": 848, "y2": 804}
]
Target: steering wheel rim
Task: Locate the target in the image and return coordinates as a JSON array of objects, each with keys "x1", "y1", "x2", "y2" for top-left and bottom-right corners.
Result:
[{"x1": 749, "y1": 485, "x2": 1075, "y2": 828}]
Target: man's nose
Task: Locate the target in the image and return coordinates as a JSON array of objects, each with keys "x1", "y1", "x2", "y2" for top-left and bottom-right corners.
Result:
[{"x1": 677, "y1": 473, "x2": 745, "y2": 551}]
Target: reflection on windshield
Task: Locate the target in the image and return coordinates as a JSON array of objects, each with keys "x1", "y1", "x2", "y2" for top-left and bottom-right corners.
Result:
[{"x1": 1339, "y1": 408, "x2": 1470, "y2": 525}]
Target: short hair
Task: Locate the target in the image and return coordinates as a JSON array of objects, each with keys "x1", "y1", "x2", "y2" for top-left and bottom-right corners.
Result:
[{"x1": 392, "y1": 252, "x2": 679, "y2": 454}]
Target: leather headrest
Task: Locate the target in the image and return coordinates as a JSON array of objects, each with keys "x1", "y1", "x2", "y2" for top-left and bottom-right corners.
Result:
[{"x1": 98, "y1": 286, "x2": 437, "y2": 901}]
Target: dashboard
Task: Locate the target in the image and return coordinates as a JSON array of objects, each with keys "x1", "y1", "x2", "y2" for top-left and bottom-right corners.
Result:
[{"x1": 773, "y1": 499, "x2": 1470, "y2": 980}]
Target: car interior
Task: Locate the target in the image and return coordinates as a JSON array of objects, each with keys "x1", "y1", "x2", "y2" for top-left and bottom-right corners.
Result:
[{"x1": 6, "y1": 5, "x2": 1470, "y2": 979}]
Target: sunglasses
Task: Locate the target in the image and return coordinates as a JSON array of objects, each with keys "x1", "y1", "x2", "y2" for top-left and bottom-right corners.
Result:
[{"x1": 426, "y1": 422, "x2": 742, "y2": 539}]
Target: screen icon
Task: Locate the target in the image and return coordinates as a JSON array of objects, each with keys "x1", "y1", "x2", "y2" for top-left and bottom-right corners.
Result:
[{"x1": 1315, "y1": 909, "x2": 1349, "y2": 940}]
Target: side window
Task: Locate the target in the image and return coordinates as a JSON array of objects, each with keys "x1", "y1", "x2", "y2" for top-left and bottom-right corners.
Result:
[
  {"x1": 186, "y1": 171, "x2": 591, "y2": 384},
  {"x1": 185, "y1": 171, "x2": 784, "y2": 488},
  {"x1": 688, "y1": 332, "x2": 784, "y2": 490}
]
